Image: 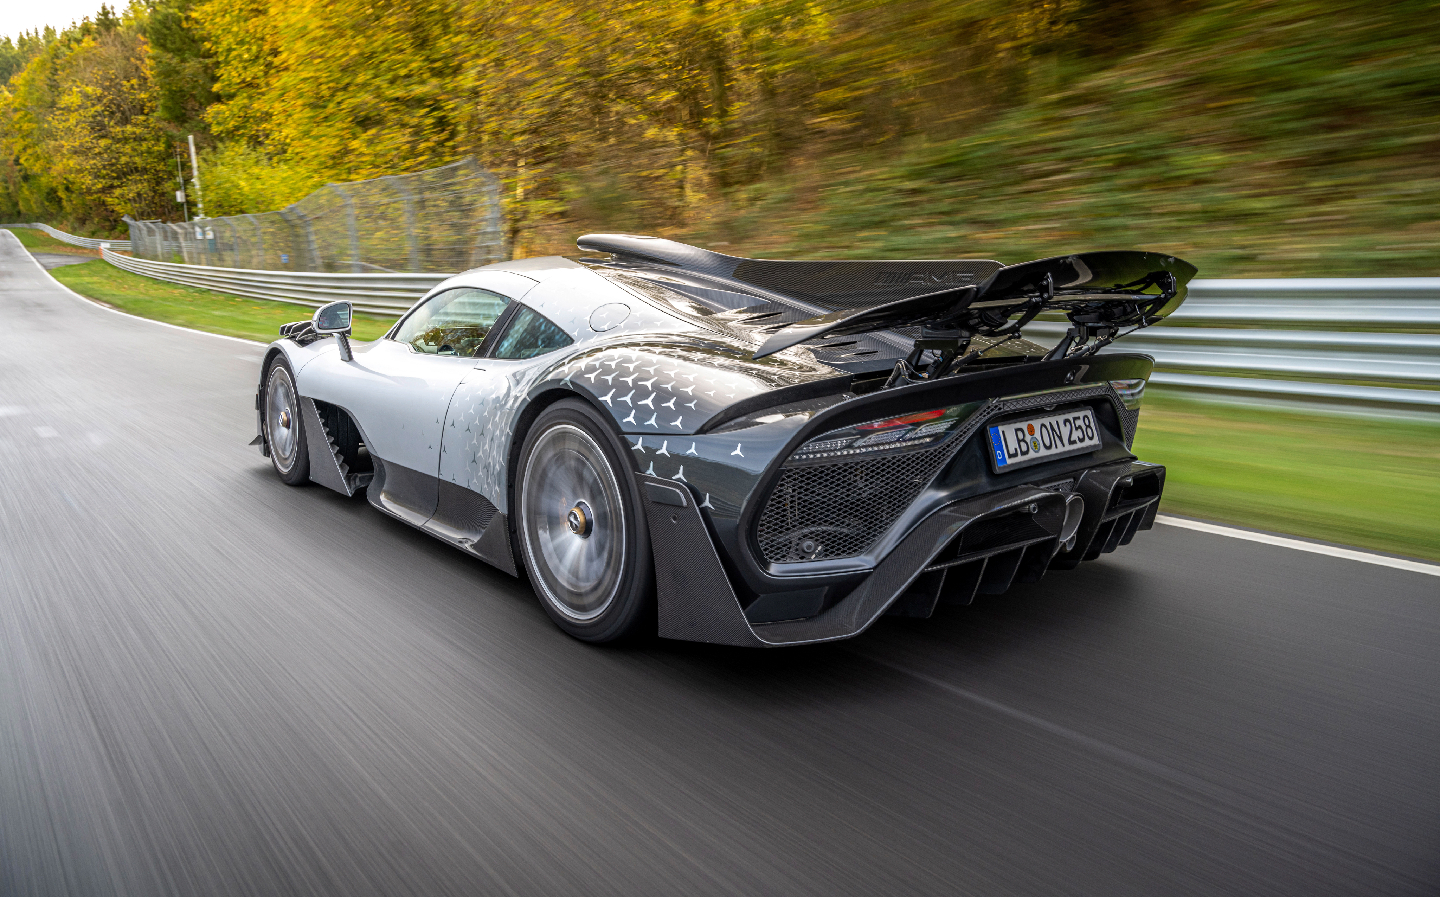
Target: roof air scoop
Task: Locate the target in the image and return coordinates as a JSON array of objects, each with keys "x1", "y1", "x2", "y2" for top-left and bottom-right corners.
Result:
[{"x1": 577, "y1": 234, "x2": 743, "y2": 279}]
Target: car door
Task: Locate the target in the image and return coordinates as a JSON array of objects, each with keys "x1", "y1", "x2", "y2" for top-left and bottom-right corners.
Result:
[
  {"x1": 437, "y1": 303, "x2": 578, "y2": 513},
  {"x1": 300, "y1": 273, "x2": 534, "y2": 521}
]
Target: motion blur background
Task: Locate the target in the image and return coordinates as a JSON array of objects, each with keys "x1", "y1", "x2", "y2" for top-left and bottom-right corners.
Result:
[{"x1": 1, "y1": 0, "x2": 1436, "y2": 274}]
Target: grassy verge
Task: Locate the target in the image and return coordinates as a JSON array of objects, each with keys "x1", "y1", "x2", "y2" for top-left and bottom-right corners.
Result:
[
  {"x1": 1134, "y1": 391, "x2": 1440, "y2": 562},
  {"x1": 4, "y1": 226, "x2": 98, "y2": 256},
  {"x1": 49, "y1": 259, "x2": 399, "y2": 343}
]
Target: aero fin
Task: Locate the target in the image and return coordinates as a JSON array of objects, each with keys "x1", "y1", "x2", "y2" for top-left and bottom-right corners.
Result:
[{"x1": 753, "y1": 285, "x2": 979, "y2": 358}]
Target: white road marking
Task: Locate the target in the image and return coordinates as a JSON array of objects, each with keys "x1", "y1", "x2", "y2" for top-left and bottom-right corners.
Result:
[
  {"x1": 1156, "y1": 515, "x2": 1440, "y2": 578},
  {"x1": 34, "y1": 426, "x2": 58, "y2": 438},
  {"x1": 0, "y1": 230, "x2": 265, "y2": 346},
  {"x1": 0, "y1": 405, "x2": 27, "y2": 417}
]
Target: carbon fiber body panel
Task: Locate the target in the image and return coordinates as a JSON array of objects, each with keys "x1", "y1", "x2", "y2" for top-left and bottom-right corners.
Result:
[
  {"x1": 301, "y1": 397, "x2": 357, "y2": 497},
  {"x1": 645, "y1": 475, "x2": 1078, "y2": 647}
]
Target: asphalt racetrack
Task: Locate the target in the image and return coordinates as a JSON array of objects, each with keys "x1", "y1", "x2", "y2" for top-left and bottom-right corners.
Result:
[{"x1": 2, "y1": 231, "x2": 1437, "y2": 896}]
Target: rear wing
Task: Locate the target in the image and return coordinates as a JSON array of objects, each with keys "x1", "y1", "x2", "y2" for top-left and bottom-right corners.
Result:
[{"x1": 752, "y1": 251, "x2": 1197, "y2": 359}]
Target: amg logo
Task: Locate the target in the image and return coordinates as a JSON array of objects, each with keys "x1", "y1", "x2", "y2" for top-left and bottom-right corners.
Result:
[{"x1": 873, "y1": 270, "x2": 976, "y2": 287}]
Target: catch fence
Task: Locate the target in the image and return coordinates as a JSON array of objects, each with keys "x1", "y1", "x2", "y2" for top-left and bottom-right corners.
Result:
[{"x1": 124, "y1": 157, "x2": 505, "y2": 274}]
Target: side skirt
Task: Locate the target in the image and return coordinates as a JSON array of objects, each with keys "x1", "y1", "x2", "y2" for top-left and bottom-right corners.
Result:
[{"x1": 367, "y1": 458, "x2": 518, "y2": 577}]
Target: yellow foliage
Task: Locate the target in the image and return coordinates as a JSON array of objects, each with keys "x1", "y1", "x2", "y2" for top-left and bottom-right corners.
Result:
[{"x1": 199, "y1": 143, "x2": 322, "y2": 216}]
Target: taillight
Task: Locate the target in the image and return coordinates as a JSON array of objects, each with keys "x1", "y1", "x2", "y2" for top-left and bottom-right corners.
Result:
[
  {"x1": 855, "y1": 409, "x2": 946, "y2": 431},
  {"x1": 792, "y1": 401, "x2": 983, "y2": 462},
  {"x1": 1109, "y1": 379, "x2": 1145, "y2": 410}
]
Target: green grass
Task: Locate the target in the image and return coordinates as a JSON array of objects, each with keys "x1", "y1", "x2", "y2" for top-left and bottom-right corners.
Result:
[
  {"x1": 49, "y1": 259, "x2": 399, "y2": 343},
  {"x1": 3, "y1": 226, "x2": 97, "y2": 256},
  {"x1": 1135, "y1": 391, "x2": 1440, "y2": 562}
]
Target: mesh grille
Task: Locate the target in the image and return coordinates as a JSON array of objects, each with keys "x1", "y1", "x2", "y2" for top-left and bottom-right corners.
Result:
[
  {"x1": 755, "y1": 384, "x2": 1122, "y2": 564},
  {"x1": 1119, "y1": 407, "x2": 1140, "y2": 447},
  {"x1": 756, "y1": 446, "x2": 956, "y2": 563}
]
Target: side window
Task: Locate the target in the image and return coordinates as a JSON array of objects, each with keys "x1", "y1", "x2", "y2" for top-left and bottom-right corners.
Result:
[
  {"x1": 489, "y1": 306, "x2": 573, "y2": 360},
  {"x1": 392, "y1": 287, "x2": 509, "y2": 356}
]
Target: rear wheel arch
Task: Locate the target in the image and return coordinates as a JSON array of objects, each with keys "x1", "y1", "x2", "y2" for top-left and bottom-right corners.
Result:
[
  {"x1": 511, "y1": 395, "x2": 655, "y2": 642},
  {"x1": 504, "y1": 387, "x2": 637, "y2": 514}
]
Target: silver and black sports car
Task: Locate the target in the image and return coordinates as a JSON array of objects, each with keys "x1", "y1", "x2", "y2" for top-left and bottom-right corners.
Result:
[{"x1": 255, "y1": 234, "x2": 1195, "y2": 646}]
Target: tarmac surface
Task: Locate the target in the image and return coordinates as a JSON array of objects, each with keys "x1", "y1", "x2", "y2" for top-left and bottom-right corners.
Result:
[
  {"x1": 2, "y1": 231, "x2": 1437, "y2": 896},
  {"x1": 30, "y1": 251, "x2": 94, "y2": 270}
]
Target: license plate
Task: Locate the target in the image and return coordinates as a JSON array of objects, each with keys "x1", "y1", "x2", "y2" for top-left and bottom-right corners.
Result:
[{"x1": 988, "y1": 409, "x2": 1101, "y2": 472}]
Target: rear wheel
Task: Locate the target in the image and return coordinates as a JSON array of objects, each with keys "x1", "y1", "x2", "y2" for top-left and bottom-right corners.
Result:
[
  {"x1": 515, "y1": 400, "x2": 653, "y2": 642},
  {"x1": 264, "y1": 359, "x2": 310, "y2": 486}
]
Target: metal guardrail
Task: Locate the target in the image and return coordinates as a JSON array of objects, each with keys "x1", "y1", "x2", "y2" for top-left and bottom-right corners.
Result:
[
  {"x1": 1023, "y1": 324, "x2": 1440, "y2": 386},
  {"x1": 1025, "y1": 279, "x2": 1440, "y2": 408},
  {"x1": 8, "y1": 223, "x2": 132, "y2": 251},
  {"x1": 102, "y1": 248, "x2": 445, "y2": 315},
  {"x1": 1169, "y1": 278, "x2": 1440, "y2": 326},
  {"x1": 1147, "y1": 374, "x2": 1440, "y2": 407},
  {"x1": 97, "y1": 247, "x2": 1440, "y2": 410}
]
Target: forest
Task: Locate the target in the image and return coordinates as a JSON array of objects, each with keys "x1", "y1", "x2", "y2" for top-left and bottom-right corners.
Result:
[{"x1": 1, "y1": 0, "x2": 1436, "y2": 275}]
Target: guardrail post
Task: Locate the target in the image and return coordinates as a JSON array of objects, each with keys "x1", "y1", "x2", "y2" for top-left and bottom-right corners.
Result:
[
  {"x1": 470, "y1": 160, "x2": 507, "y2": 266},
  {"x1": 246, "y1": 214, "x2": 264, "y2": 268},
  {"x1": 382, "y1": 175, "x2": 422, "y2": 271},
  {"x1": 330, "y1": 184, "x2": 362, "y2": 273}
]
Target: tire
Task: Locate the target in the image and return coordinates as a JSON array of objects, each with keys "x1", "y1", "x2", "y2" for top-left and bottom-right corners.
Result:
[
  {"x1": 264, "y1": 358, "x2": 311, "y2": 486},
  {"x1": 515, "y1": 399, "x2": 653, "y2": 643}
]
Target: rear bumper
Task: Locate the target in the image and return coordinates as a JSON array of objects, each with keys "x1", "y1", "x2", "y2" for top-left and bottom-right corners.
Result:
[{"x1": 642, "y1": 458, "x2": 1166, "y2": 647}]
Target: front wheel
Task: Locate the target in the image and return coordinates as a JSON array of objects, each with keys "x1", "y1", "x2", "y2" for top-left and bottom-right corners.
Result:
[
  {"x1": 515, "y1": 400, "x2": 653, "y2": 643},
  {"x1": 264, "y1": 359, "x2": 310, "y2": 486}
]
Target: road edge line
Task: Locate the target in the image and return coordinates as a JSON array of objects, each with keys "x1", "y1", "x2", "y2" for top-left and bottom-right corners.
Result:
[
  {"x1": 1155, "y1": 515, "x2": 1440, "y2": 577},
  {"x1": 3, "y1": 230, "x2": 266, "y2": 347}
]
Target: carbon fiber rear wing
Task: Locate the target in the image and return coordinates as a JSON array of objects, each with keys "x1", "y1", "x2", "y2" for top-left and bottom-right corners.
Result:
[{"x1": 752, "y1": 250, "x2": 1197, "y2": 359}]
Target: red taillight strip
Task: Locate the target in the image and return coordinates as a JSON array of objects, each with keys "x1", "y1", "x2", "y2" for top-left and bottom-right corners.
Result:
[{"x1": 855, "y1": 408, "x2": 947, "y2": 431}]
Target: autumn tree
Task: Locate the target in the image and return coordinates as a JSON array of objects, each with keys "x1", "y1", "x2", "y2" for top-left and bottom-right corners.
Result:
[{"x1": 0, "y1": 7, "x2": 179, "y2": 228}]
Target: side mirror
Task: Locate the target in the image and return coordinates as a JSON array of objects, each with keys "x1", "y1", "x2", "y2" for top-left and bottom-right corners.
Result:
[
  {"x1": 313, "y1": 301, "x2": 354, "y2": 361},
  {"x1": 313, "y1": 300, "x2": 352, "y2": 334}
]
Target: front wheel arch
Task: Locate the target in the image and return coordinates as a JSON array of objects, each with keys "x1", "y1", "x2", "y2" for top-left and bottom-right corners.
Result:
[{"x1": 262, "y1": 356, "x2": 311, "y2": 486}]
